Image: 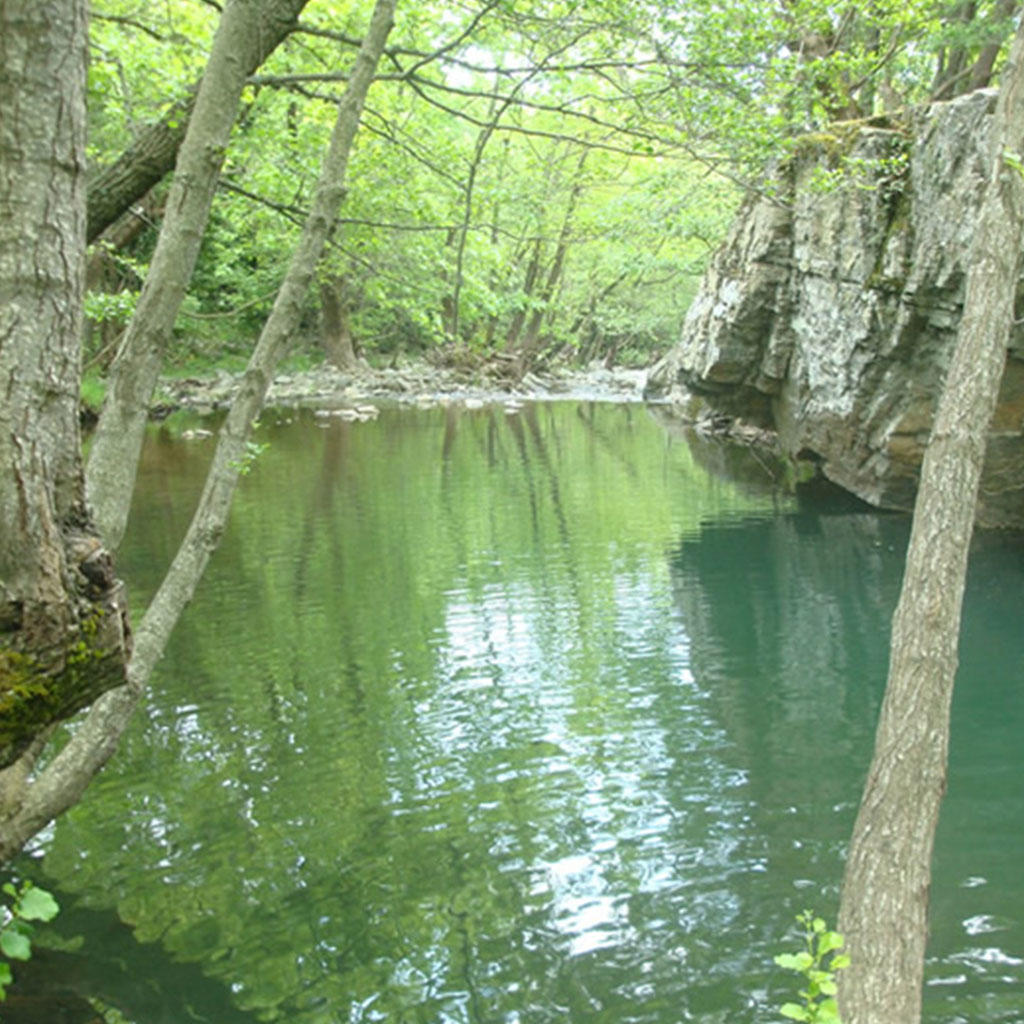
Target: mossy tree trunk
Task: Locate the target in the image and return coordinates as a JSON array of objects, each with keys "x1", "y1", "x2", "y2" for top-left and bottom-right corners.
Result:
[
  {"x1": 0, "y1": 0, "x2": 130, "y2": 772},
  {"x1": 837, "y1": 19, "x2": 1024, "y2": 1024}
]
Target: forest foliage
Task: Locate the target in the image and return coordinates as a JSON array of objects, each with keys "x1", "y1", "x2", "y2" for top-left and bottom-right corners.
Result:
[
  {"x1": 4, "y1": 0, "x2": 1022, "y2": 1014},
  {"x1": 83, "y1": 0, "x2": 1019, "y2": 377}
]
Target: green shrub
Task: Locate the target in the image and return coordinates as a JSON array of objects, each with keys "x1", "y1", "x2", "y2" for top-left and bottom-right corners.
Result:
[
  {"x1": 774, "y1": 910, "x2": 850, "y2": 1023},
  {"x1": 0, "y1": 880, "x2": 59, "y2": 1000}
]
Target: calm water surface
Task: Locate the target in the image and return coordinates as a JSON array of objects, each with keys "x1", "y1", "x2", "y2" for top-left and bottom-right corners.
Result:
[{"x1": 13, "y1": 402, "x2": 1024, "y2": 1023}]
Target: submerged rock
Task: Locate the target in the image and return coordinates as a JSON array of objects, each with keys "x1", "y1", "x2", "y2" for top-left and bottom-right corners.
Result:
[{"x1": 647, "y1": 89, "x2": 1024, "y2": 527}]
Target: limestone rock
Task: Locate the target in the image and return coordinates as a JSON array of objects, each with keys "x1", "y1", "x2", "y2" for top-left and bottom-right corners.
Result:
[{"x1": 648, "y1": 89, "x2": 1024, "y2": 526}]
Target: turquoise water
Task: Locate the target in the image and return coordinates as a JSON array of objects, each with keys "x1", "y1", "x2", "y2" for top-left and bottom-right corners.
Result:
[{"x1": 11, "y1": 402, "x2": 1024, "y2": 1023}]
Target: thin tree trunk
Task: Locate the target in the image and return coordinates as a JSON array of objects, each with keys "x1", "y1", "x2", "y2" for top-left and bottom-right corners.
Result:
[
  {"x1": 86, "y1": 96, "x2": 192, "y2": 246},
  {"x1": 483, "y1": 136, "x2": 511, "y2": 348},
  {"x1": 449, "y1": 82, "x2": 533, "y2": 345},
  {"x1": 517, "y1": 239, "x2": 567, "y2": 370},
  {"x1": 86, "y1": 0, "x2": 310, "y2": 550},
  {"x1": 505, "y1": 238, "x2": 542, "y2": 351},
  {"x1": 837, "y1": 20, "x2": 1024, "y2": 1023},
  {"x1": 0, "y1": 0, "x2": 130, "y2": 773},
  {"x1": 931, "y1": 2, "x2": 978, "y2": 100},
  {"x1": 447, "y1": 32, "x2": 578, "y2": 345},
  {"x1": 0, "y1": 0, "x2": 397, "y2": 866},
  {"x1": 517, "y1": 150, "x2": 587, "y2": 372}
]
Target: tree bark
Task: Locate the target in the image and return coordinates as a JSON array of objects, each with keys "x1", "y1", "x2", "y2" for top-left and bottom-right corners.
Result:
[
  {"x1": 85, "y1": 0, "x2": 307, "y2": 244},
  {"x1": 967, "y1": 0, "x2": 1020, "y2": 92},
  {"x1": 837, "y1": 20, "x2": 1024, "y2": 1024},
  {"x1": 86, "y1": 97, "x2": 192, "y2": 246},
  {"x1": 320, "y1": 273, "x2": 361, "y2": 370},
  {"x1": 0, "y1": 0, "x2": 129, "y2": 772},
  {"x1": 86, "y1": 0, "x2": 311, "y2": 550},
  {"x1": 0, "y1": 0, "x2": 398, "y2": 866}
]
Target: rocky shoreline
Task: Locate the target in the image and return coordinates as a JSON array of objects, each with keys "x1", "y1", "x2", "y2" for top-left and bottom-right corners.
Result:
[
  {"x1": 154, "y1": 360, "x2": 650, "y2": 415},
  {"x1": 646, "y1": 90, "x2": 1024, "y2": 527}
]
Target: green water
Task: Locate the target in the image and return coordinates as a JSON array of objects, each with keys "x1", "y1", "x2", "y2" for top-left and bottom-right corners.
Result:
[{"x1": 13, "y1": 402, "x2": 1024, "y2": 1023}]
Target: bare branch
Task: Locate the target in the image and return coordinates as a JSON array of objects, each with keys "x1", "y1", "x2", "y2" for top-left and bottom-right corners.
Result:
[
  {"x1": 218, "y1": 177, "x2": 307, "y2": 227},
  {"x1": 91, "y1": 11, "x2": 171, "y2": 42},
  {"x1": 360, "y1": 105, "x2": 464, "y2": 188},
  {"x1": 403, "y1": 76, "x2": 678, "y2": 158},
  {"x1": 400, "y1": 0, "x2": 505, "y2": 78}
]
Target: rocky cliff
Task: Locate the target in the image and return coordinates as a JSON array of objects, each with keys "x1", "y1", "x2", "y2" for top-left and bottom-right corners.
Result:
[{"x1": 646, "y1": 89, "x2": 1024, "y2": 527}]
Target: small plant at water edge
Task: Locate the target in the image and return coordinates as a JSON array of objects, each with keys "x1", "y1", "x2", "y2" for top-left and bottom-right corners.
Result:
[
  {"x1": 230, "y1": 438, "x2": 269, "y2": 476},
  {"x1": 774, "y1": 909, "x2": 849, "y2": 1023},
  {"x1": 0, "y1": 880, "x2": 59, "y2": 1000}
]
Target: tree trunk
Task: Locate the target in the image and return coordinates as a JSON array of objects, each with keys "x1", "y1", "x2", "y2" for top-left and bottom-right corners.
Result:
[
  {"x1": 86, "y1": 0, "x2": 310, "y2": 550},
  {"x1": 517, "y1": 150, "x2": 587, "y2": 374},
  {"x1": 967, "y1": 0, "x2": 1019, "y2": 92},
  {"x1": 837, "y1": 20, "x2": 1024, "y2": 1023},
  {"x1": 0, "y1": 0, "x2": 398, "y2": 866},
  {"x1": 0, "y1": 0, "x2": 130, "y2": 772},
  {"x1": 85, "y1": 0, "x2": 307, "y2": 244},
  {"x1": 86, "y1": 97, "x2": 192, "y2": 246},
  {"x1": 449, "y1": 70, "x2": 541, "y2": 345},
  {"x1": 505, "y1": 238, "x2": 542, "y2": 351},
  {"x1": 931, "y1": 2, "x2": 979, "y2": 100},
  {"x1": 85, "y1": 189, "x2": 165, "y2": 369},
  {"x1": 320, "y1": 273, "x2": 361, "y2": 370}
]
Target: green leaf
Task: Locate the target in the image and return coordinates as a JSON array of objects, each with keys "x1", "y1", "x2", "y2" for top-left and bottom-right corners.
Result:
[
  {"x1": 818, "y1": 996, "x2": 842, "y2": 1022},
  {"x1": 0, "y1": 960, "x2": 11, "y2": 998},
  {"x1": 18, "y1": 887, "x2": 58, "y2": 922},
  {"x1": 1004, "y1": 148, "x2": 1024, "y2": 179},
  {"x1": 780, "y1": 1002, "x2": 812, "y2": 1021},
  {"x1": 817, "y1": 930, "x2": 844, "y2": 955},
  {"x1": 775, "y1": 951, "x2": 814, "y2": 972},
  {"x1": 0, "y1": 929, "x2": 31, "y2": 961},
  {"x1": 831, "y1": 954, "x2": 851, "y2": 970}
]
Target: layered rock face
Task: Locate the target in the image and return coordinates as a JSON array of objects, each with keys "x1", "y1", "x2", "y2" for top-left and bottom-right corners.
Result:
[{"x1": 647, "y1": 89, "x2": 1024, "y2": 527}]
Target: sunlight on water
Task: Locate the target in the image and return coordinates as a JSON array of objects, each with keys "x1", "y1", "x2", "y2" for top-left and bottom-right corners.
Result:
[{"x1": 12, "y1": 402, "x2": 1024, "y2": 1024}]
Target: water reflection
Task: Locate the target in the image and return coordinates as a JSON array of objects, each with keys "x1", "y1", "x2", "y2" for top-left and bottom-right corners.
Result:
[{"x1": 11, "y1": 404, "x2": 1024, "y2": 1023}]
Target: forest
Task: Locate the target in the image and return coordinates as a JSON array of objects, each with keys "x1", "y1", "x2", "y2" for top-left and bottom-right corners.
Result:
[
  {"x1": 78, "y1": 0, "x2": 1014, "y2": 379},
  {"x1": 2, "y1": 2, "x2": 1024, "y2": 1023}
]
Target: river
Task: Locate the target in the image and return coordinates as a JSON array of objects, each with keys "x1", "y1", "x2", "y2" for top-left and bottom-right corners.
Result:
[{"x1": 11, "y1": 401, "x2": 1024, "y2": 1023}]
